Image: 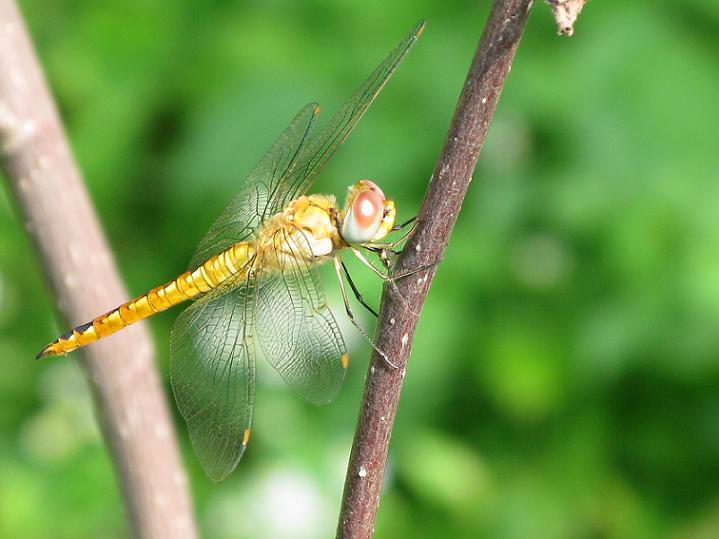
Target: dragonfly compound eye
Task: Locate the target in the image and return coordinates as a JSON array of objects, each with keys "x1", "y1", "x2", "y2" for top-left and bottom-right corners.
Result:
[
  {"x1": 358, "y1": 179, "x2": 385, "y2": 199},
  {"x1": 341, "y1": 187, "x2": 384, "y2": 244}
]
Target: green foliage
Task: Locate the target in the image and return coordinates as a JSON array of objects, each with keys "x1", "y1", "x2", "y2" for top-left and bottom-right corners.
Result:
[{"x1": 2, "y1": 0, "x2": 719, "y2": 537}]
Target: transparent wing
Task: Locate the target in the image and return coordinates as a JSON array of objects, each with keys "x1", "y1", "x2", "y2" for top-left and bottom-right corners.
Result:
[
  {"x1": 169, "y1": 271, "x2": 258, "y2": 482},
  {"x1": 188, "y1": 103, "x2": 319, "y2": 268},
  {"x1": 256, "y1": 230, "x2": 347, "y2": 405},
  {"x1": 189, "y1": 21, "x2": 423, "y2": 268},
  {"x1": 274, "y1": 20, "x2": 426, "y2": 210}
]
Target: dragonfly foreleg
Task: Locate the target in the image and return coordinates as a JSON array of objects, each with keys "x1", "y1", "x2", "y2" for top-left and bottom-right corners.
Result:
[
  {"x1": 392, "y1": 216, "x2": 416, "y2": 232},
  {"x1": 360, "y1": 216, "x2": 418, "y2": 255},
  {"x1": 333, "y1": 257, "x2": 399, "y2": 369}
]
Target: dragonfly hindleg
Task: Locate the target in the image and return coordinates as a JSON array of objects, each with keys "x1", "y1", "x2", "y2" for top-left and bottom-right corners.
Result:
[
  {"x1": 339, "y1": 259, "x2": 378, "y2": 318},
  {"x1": 333, "y1": 257, "x2": 399, "y2": 369}
]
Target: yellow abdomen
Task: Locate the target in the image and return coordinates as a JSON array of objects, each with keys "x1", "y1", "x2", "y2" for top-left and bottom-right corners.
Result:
[{"x1": 37, "y1": 242, "x2": 254, "y2": 358}]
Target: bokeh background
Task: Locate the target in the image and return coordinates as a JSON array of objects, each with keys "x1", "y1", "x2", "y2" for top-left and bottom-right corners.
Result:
[{"x1": 2, "y1": 1, "x2": 719, "y2": 538}]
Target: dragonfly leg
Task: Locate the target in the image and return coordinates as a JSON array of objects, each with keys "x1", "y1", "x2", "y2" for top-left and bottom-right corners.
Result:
[
  {"x1": 351, "y1": 247, "x2": 434, "y2": 282},
  {"x1": 339, "y1": 259, "x2": 378, "y2": 318},
  {"x1": 379, "y1": 248, "x2": 394, "y2": 270},
  {"x1": 350, "y1": 247, "x2": 424, "y2": 318},
  {"x1": 363, "y1": 245, "x2": 402, "y2": 269},
  {"x1": 360, "y1": 216, "x2": 417, "y2": 256},
  {"x1": 350, "y1": 247, "x2": 393, "y2": 280},
  {"x1": 358, "y1": 220, "x2": 418, "y2": 275},
  {"x1": 333, "y1": 258, "x2": 399, "y2": 369},
  {"x1": 392, "y1": 215, "x2": 416, "y2": 231},
  {"x1": 363, "y1": 222, "x2": 417, "y2": 251}
]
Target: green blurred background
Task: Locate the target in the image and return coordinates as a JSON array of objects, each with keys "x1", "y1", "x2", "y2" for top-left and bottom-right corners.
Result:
[{"x1": 2, "y1": 1, "x2": 719, "y2": 537}]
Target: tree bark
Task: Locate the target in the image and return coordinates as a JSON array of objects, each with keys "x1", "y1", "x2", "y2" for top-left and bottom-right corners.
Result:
[
  {"x1": 336, "y1": 1, "x2": 534, "y2": 537},
  {"x1": 0, "y1": 2, "x2": 198, "y2": 537}
]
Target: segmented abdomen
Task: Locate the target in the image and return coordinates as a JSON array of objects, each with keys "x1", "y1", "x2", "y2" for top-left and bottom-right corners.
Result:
[{"x1": 37, "y1": 242, "x2": 254, "y2": 358}]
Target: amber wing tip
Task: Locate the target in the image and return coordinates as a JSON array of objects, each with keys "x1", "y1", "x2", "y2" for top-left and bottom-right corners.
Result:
[{"x1": 414, "y1": 19, "x2": 427, "y2": 38}]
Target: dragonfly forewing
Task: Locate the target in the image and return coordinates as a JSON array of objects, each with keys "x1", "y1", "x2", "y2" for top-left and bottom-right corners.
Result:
[
  {"x1": 188, "y1": 103, "x2": 319, "y2": 268},
  {"x1": 189, "y1": 21, "x2": 425, "y2": 270},
  {"x1": 279, "y1": 20, "x2": 426, "y2": 208}
]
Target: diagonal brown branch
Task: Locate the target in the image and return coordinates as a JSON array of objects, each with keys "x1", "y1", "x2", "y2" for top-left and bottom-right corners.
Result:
[
  {"x1": 336, "y1": 1, "x2": 534, "y2": 537},
  {"x1": 0, "y1": 1, "x2": 198, "y2": 537}
]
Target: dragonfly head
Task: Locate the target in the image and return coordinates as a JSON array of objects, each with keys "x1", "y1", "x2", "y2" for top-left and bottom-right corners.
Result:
[{"x1": 341, "y1": 180, "x2": 396, "y2": 244}]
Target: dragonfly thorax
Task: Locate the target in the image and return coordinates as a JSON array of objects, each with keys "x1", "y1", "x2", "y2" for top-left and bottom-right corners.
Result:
[{"x1": 258, "y1": 194, "x2": 343, "y2": 270}]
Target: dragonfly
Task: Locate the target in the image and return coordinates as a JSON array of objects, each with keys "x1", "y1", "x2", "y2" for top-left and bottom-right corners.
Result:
[{"x1": 37, "y1": 21, "x2": 425, "y2": 481}]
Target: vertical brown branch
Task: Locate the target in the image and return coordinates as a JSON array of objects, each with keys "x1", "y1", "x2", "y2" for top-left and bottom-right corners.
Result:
[
  {"x1": 336, "y1": 1, "x2": 534, "y2": 537},
  {"x1": 0, "y1": 1, "x2": 198, "y2": 537}
]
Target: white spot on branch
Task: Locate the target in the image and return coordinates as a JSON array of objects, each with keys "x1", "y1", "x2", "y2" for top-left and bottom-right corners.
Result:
[
  {"x1": 10, "y1": 69, "x2": 26, "y2": 89},
  {"x1": 401, "y1": 333, "x2": 408, "y2": 348},
  {"x1": 68, "y1": 242, "x2": 84, "y2": 264},
  {"x1": 173, "y1": 470, "x2": 188, "y2": 487},
  {"x1": 358, "y1": 466, "x2": 368, "y2": 478},
  {"x1": 154, "y1": 493, "x2": 167, "y2": 508},
  {"x1": 0, "y1": 104, "x2": 37, "y2": 154},
  {"x1": 63, "y1": 272, "x2": 79, "y2": 289},
  {"x1": 154, "y1": 422, "x2": 170, "y2": 440}
]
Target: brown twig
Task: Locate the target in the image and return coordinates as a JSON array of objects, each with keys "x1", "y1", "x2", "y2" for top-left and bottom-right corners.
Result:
[
  {"x1": 336, "y1": 1, "x2": 534, "y2": 537},
  {"x1": 0, "y1": 2, "x2": 198, "y2": 537}
]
